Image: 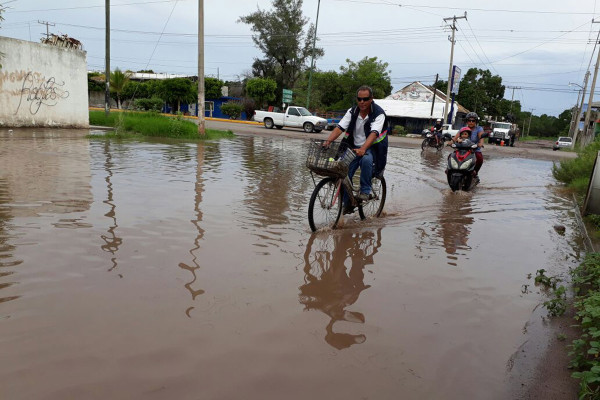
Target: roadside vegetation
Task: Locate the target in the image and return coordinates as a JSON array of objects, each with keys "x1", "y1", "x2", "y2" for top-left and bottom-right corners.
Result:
[
  {"x1": 552, "y1": 140, "x2": 600, "y2": 398},
  {"x1": 88, "y1": 110, "x2": 234, "y2": 140},
  {"x1": 553, "y1": 140, "x2": 600, "y2": 199},
  {"x1": 519, "y1": 135, "x2": 555, "y2": 142}
]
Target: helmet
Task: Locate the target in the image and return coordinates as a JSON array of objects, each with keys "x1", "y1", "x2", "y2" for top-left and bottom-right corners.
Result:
[
  {"x1": 436, "y1": 118, "x2": 442, "y2": 122},
  {"x1": 465, "y1": 112, "x2": 479, "y2": 121},
  {"x1": 459, "y1": 127, "x2": 472, "y2": 135}
]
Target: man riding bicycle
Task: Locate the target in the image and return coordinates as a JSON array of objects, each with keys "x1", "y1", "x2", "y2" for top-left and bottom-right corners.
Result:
[{"x1": 323, "y1": 85, "x2": 389, "y2": 215}]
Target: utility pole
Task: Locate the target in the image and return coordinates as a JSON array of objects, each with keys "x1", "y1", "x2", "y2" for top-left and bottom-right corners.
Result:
[
  {"x1": 430, "y1": 73, "x2": 439, "y2": 120},
  {"x1": 584, "y1": 27, "x2": 600, "y2": 146},
  {"x1": 571, "y1": 71, "x2": 590, "y2": 148},
  {"x1": 306, "y1": 0, "x2": 321, "y2": 109},
  {"x1": 38, "y1": 20, "x2": 55, "y2": 40},
  {"x1": 198, "y1": 0, "x2": 205, "y2": 135},
  {"x1": 506, "y1": 85, "x2": 521, "y2": 115},
  {"x1": 526, "y1": 108, "x2": 535, "y2": 137},
  {"x1": 443, "y1": 12, "x2": 467, "y2": 125},
  {"x1": 104, "y1": 1, "x2": 110, "y2": 116},
  {"x1": 569, "y1": 88, "x2": 582, "y2": 134}
]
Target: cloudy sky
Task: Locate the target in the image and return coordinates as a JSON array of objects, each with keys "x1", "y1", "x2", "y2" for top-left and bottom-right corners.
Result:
[{"x1": 2, "y1": 0, "x2": 599, "y2": 117}]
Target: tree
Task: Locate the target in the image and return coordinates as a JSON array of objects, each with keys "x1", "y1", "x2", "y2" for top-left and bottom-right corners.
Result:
[
  {"x1": 456, "y1": 68, "x2": 505, "y2": 119},
  {"x1": 245, "y1": 77, "x2": 277, "y2": 109},
  {"x1": 239, "y1": 0, "x2": 323, "y2": 103},
  {"x1": 205, "y1": 77, "x2": 225, "y2": 99},
  {"x1": 110, "y1": 68, "x2": 131, "y2": 109},
  {"x1": 337, "y1": 57, "x2": 392, "y2": 108},
  {"x1": 88, "y1": 72, "x2": 104, "y2": 92},
  {"x1": 159, "y1": 78, "x2": 197, "y2": 113},
  {"x1": 291, "y1": 57, "x2": 392, "y2": 111},
  {"x1": 433, "y1": 79, "x2": 447, "y2": 94}
]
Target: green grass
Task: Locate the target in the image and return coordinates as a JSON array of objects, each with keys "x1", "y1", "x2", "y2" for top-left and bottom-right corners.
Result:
[
  {"x1": 89, "y1": 110, "x2": 235, "y2": 140},
  {"x1": 519, "y1": 135, "x2": 555, "y2": 142},
  {"x1": 553, "y1": 140, "x2": 600, "y2": 196}
]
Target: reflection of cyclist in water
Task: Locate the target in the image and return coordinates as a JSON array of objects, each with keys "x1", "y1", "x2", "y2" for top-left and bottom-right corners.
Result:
[
  {"x1": 438, "y1": 193, "x2": 474, "y2": 257},
  {"x1": 299, "y1": 229, "x2": 382, "y2": 349}
]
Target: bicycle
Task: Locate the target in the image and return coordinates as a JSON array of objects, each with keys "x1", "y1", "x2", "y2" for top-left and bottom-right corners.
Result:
[{"x1": 305, "y1": 140, "x2": 386, "y2": 232}]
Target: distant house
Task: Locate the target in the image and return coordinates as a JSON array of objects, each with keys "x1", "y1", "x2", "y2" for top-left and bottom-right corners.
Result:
[{"x1": 376, "y1": 81, "x2": 469, "y2": 134}]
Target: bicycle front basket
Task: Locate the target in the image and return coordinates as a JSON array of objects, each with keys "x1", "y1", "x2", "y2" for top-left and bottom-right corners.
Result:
[{"x1": 306, "y1": 140, "x2": 356, "y2": 177}]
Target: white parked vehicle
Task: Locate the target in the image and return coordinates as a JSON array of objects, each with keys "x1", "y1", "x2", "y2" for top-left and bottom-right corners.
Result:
[
  {"x1": 553, "y1": 136, "x2": 572, "y2": 151},
  {"x1": 442, "y1": 123, "x2": 459, "y2": 137},
  {"x1": 488, "y1": 121, "x2": 518, "y2": 145},
  {"x1": 253, "y1": 106, "x2": 328, "y2": 133}
]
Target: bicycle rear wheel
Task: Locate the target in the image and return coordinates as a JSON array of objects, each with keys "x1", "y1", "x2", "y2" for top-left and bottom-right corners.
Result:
[
  {"x1": 308, "y1": 177, "x2": 343, "y2": 232},
  {"x1": 358, "y1": 176, "x2": 386, "y2": 220}
]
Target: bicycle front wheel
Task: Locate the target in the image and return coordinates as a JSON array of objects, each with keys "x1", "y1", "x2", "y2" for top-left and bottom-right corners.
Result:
[
  {"x1": 358, "y1": 176, "x2": 386, "y2": 220},
  {"x1": 308, "y1": 177, "x2": 342, "y2": 232}
]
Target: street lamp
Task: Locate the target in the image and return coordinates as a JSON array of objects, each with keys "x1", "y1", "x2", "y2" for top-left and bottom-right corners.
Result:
[{"x1": 569, "y1": 82, "x2": 584, "y2": 107}]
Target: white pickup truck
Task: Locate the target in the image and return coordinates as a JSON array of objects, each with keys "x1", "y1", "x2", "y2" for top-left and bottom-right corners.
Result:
[
  {"x1": 442, "y1": 123, "x2": 459, "y2": 137},
  {"x1": 253, "y1": 106, "x2": 328, "y2": 133}
]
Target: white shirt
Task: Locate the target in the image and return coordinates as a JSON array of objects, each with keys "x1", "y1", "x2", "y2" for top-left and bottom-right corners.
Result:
[{"x1": 338, "y1": 106, "x2": 386, "y2": 147}]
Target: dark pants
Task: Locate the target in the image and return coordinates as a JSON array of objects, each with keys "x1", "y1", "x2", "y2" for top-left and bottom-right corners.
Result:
[{"x1": 475, "y1": 152, "x2": 483, "y2": 173}]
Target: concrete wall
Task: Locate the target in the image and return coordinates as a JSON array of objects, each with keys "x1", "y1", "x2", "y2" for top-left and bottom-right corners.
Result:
[{"x1": 0, "y1": 36, "x2": 89, "y2": 128}]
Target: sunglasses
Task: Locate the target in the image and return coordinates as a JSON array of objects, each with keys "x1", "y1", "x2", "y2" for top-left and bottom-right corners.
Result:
[
  {"x1": 357, "y1": 97, "x2": 372, "y2": 102},
  {"x1": 466, "y1": 119, "x2": 477, "y2": 122}
]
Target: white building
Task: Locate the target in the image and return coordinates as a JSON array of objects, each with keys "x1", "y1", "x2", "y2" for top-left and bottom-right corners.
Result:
[{"x1": 376, "y1": 81, "x2": 468, "y2": 133}]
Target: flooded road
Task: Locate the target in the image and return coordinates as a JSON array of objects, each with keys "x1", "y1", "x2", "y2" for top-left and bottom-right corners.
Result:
[{"x1": 0, "y1": 131, "x2": 584, "y2": 399}]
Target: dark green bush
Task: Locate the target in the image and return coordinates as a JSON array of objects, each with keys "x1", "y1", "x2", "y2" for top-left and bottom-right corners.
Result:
[
  {"x1": 133, "y1": 97, "x2": 164, "y2": 112},
  {"x1": 220, "y1": 102, "x2": 244, "y2": 120}
]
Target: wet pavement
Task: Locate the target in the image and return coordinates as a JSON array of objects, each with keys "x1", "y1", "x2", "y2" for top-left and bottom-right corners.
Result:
[{"x1": 0, "y1": 129, "x2": 584, "y2": 399}]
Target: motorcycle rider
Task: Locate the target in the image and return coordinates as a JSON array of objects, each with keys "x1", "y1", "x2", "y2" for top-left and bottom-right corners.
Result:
[
  {"x1": 453, "y1": 112, "x2": 484, "y2": 181},
  {"x1": 431, "y1": 118, "x2": 443, "y2": 146}
]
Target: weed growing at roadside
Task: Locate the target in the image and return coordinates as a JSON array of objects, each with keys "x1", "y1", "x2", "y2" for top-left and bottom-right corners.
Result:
[
  {"x1": 569, "y1": 253, "x2": 600, "y2": 398},
  {"x1": 534, "y1": 269, "x2": 567, "y2": 317}
]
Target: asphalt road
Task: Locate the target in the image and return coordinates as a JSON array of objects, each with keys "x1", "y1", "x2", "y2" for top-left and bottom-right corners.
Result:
[{"x1": 205, "y1": 118, "x2": 577, "y2": 162}]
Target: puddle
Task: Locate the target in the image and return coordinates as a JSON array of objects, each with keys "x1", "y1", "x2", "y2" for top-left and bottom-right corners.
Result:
[{"x1": 0, "y1": 133, "x2": 584, "y2": 399}]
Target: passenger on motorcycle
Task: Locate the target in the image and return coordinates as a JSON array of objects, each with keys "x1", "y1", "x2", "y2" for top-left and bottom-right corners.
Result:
[
  {"x1": 431, "y1": 118, "x2": 443, "y2": 146},
  {"x1": 454, "y1": 127, "x2": 472, "y2": 144},
  {"x1": 453, "y1": 112, "x2": 484, "y2": 179}
]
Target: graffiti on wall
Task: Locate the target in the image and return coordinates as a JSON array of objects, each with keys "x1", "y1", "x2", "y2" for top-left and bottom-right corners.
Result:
[{"x1": 7, "y1": 71, "x2": 70, "y2": 115}]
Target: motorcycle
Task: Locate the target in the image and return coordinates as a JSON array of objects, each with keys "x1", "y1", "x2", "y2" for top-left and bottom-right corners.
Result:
[
  {"x1": 421, "y1": 130, "x2": 452, "y2": 151},
  {"x1": 446, "y1": 139, "x2": 479, "y2": 192}
]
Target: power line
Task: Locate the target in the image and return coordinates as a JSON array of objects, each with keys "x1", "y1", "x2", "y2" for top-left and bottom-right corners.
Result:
[
  {"x1": 6, "y1": 0, "x2": 193, "y2": 13},
  {"x1": 491, "y1": 20, "x2": 593, "y2": 64},
  {"x1": 331, "y1": 0, "x2": 600, "y2": 15}
]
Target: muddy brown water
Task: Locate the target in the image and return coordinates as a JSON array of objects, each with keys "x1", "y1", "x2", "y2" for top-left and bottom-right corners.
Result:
[{"x1": 0, "y1": 129, "x2": 585, "y2": 399}]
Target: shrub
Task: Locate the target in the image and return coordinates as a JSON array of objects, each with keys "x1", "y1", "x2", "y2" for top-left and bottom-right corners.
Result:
[
  {"x1": 220, "y1": 102, "x2": 244, "y2": 120},
  {"x1": 133, "y1": 97, "x2": 164, "y2": 112},
  {"x1": 553, "y1": 139, "x2": 600, "y2": 194},
  {"x1": 393, "y1": 125, "x2": 407, "y2": 136}
]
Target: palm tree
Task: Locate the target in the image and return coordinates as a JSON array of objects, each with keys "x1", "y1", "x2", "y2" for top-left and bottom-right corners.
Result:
[{"x1": 110, "y1": 68, "x2": 131, "y2": 109}]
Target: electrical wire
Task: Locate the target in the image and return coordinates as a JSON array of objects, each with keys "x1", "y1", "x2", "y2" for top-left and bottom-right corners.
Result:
[
  {"x1": 6, "y1": 0, "x2": 192, "y2": 14},
  {"x1": 330, "y1": 0, "x2": 600, "y2": 15}
]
